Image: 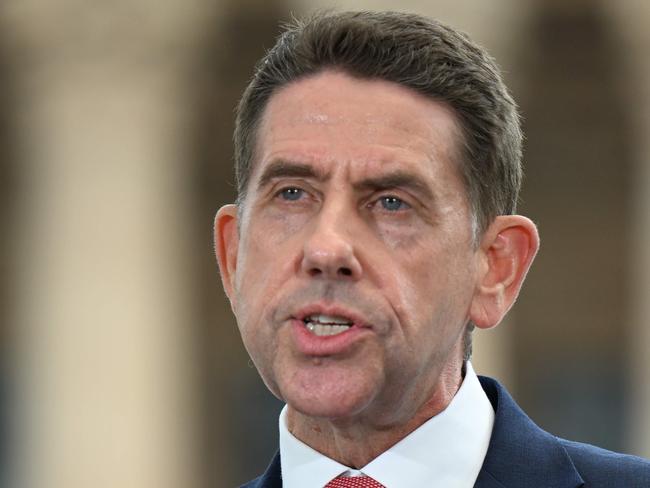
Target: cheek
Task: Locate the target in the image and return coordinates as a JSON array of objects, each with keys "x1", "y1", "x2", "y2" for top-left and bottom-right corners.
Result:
[
  {"x1": 232, "y1": 246, "x2": 272, "y2": 342},
  {"x1": 233, "y1": 257, "x2": 282, "y2": 393},
  {"x1": 259, "y1": 202, "x2": 313, "y2": 240},
  {"x1": 234, "y1": 215, "x2": 304, "y2": 343},
  {"x1": 374, "y1": 221, "x2": 421, "y2": 251},
  {"x1": 238, "y1": 320, "x2": 284, "y2": 400},
  {"x1": 236, "y1": 214, "x2": 298, "y2": 292},
  {"x1": 390, "y1": 240, "x2": 476, "y2": 329}
]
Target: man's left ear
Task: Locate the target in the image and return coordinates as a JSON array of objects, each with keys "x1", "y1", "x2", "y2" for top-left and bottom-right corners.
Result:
[
  {"x1": 214, "y1": 204, "x2": 240, "y2": 309},
  {"x1": 469, "y1": 215, "x2": 540, "y2": 329}
]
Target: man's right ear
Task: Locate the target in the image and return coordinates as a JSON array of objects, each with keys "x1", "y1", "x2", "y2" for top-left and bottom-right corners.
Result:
[{"x1": 214, "y1": 204, "x2": 239, "y2": 306}]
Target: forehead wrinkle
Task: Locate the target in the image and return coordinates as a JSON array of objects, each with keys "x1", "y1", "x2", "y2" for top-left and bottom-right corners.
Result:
[{"x1": 251, "y1": 71, "x2": 468, "y2": 206}]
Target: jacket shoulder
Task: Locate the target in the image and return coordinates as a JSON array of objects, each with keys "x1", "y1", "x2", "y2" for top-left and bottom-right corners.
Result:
[
  {"x1": 478, "y1": 375, "x2": 650, "y2": 488},
  {"x1": 559, "y1": 438, "x2": 650, "y2": 487}
]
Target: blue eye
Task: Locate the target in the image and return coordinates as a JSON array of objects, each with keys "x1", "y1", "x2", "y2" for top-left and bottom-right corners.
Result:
[
  {"x1": 279, "y1": 187, "x2": 304, "y2": 201},
  {"x1": 380, "y1": 196, "x2": 409, "y2": 211}
]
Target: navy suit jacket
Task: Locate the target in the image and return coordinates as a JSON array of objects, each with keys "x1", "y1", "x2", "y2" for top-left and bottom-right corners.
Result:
[{"x1": 241, "y1": 376, "x2": 650, "y2": 487}]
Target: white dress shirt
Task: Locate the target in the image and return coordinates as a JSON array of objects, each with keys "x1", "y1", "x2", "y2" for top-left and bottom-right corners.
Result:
[{"x1": 279, "y1": 362, "x2": 494, "y2": 488}]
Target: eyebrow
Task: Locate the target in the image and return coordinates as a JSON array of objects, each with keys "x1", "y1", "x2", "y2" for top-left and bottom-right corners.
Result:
[
  {"x1": 353, "y1": 171, "x2": 435, "y2": 202},
  {"x1": 256, "y1": 160, "x2": 435, "y2": 203},
  {"x1": 256, "y1": 160, "x2": 326, "y2": 191}
]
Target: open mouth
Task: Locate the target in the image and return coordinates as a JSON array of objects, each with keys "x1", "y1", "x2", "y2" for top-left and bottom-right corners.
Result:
[{"x1": 303, "y1": 313, "x2": 353, "y2": 337}]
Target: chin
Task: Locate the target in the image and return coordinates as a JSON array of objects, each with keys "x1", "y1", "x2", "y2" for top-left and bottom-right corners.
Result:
[
  {"x1": 293, "y1": 395, "x2": 368, "y2": 420},
  {"x1": 279, "y1": 366, "x2": 381, "y2": 420}
]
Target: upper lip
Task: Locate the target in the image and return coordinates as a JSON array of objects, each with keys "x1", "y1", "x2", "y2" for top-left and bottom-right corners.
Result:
[{"x1": 292, "y1": 303, "x2": 371, "y2": 329}]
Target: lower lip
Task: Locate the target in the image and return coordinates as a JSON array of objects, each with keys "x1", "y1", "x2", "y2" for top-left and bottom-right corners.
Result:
[{"x1": 290, "y1": 319, "x2": 371, "y2": 356}]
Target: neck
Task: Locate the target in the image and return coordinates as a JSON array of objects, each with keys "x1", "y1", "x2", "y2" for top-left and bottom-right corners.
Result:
[{"x1": 285, "y1": 359, "x2": 464, "y2": 468}]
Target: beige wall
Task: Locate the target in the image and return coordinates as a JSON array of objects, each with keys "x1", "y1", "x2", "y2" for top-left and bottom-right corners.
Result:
[{"x1": 2, "y1": 1, "x2": 219, "y2": 486}]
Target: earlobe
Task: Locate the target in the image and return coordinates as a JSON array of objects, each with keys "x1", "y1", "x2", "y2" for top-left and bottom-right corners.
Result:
[
  {"x1": 470, "y1": 215, "x2": 539, "y2": 329},
  {"x1": 214, "y1": 204, "x2": 240, "y2": 304}
]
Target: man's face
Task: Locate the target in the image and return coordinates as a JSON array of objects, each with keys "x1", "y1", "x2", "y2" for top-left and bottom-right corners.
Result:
[{"x1": 222, "y1": 71, "x2": 483, "y2": 424}]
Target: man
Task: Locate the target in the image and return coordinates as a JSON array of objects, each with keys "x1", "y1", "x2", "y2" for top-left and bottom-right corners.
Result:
[{"x1": 214, "y1": 10, "x2": 650, "y2": 488}]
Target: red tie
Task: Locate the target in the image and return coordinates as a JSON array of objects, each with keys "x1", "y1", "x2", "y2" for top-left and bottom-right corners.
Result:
[{"x1": 324, "y1": 475, "x2": 385, "y2": 487}]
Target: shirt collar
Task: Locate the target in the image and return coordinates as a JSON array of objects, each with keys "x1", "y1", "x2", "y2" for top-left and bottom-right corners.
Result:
[{"x1": 279, "y1": 362, "x2": 495, "y2": 488}]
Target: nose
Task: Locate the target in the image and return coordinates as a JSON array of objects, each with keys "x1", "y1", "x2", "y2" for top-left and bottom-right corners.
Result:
[{"x1": 300, "y1": 205, "x2": 363, "y2": 281}]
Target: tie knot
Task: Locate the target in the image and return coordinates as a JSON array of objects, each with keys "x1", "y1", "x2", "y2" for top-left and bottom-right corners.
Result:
[{"x1": 325, "y1": 475, "x2": 385, "y2": 487}]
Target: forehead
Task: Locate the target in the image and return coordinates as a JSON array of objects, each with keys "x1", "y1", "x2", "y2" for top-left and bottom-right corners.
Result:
[{"x1": 253, "y1": 71, "x2": 463, "y2": 184}]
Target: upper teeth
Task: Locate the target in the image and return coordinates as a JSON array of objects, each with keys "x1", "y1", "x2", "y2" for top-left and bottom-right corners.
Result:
[
  {"x1": 304, "y1": 314, "x2": 352, "y2": 336},
  {"x1": 306, "y1": 314, "x2": 352, "y2": 325}
]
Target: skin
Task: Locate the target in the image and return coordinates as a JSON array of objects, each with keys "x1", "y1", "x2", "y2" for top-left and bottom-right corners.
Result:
[{"x1": 215, "y1": 70, "x2": 539, "y2": 468}]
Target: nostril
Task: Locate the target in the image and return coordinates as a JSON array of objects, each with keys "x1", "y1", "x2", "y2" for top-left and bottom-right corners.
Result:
[{"x1": 339, "y1": 267, "x2": 352, "y2": 277}]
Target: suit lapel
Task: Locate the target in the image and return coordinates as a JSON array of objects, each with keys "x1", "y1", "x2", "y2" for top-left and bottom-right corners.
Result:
[
  {"x1": 476, "y1": 376, "x2": 584, "y2": 488},
  {"x1": 474, "y1": 469, "x2": 508, "y2": 488}
]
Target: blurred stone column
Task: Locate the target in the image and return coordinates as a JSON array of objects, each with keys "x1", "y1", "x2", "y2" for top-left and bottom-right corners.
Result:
[
  {"x1": 514, "y1": 0, "x2": 635, "y2": 451},
  {"x1": 1, "y1": 2, "x2": 220, "y2": 487},
  {"x1": 628, "y1": 70, "x2": 650, "y2": 459},
  {"x1": 187, "y1": 0, "x2": 290, "y2": 484},
  {"x1": 606, "y1": 2, "x2": 650, "y2": 459}
]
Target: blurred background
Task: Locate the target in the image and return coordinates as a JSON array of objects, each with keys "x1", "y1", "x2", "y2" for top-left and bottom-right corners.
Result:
[{"x1": 1, "y1": 0, "x2": 650, "y2": 486}]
